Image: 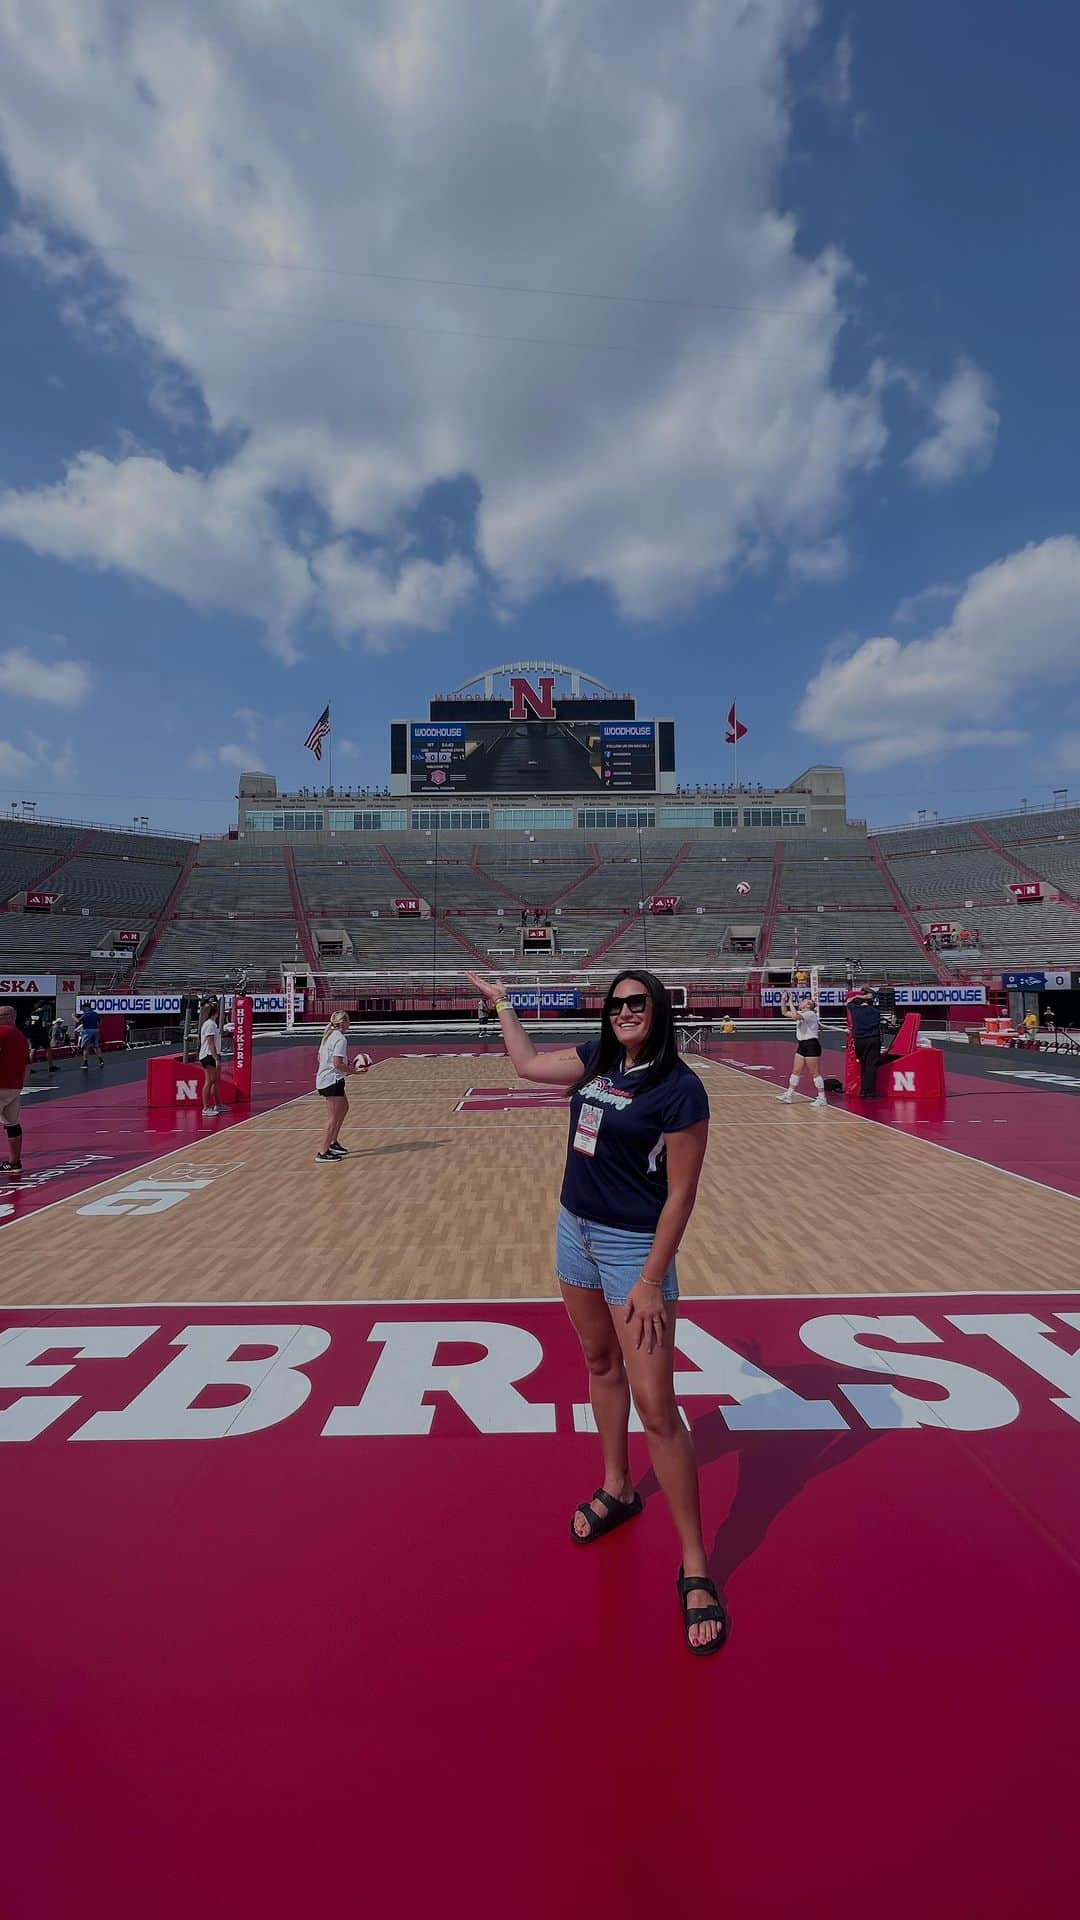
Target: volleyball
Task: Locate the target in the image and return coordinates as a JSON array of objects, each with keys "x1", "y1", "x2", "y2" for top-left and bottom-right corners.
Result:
[
  {"x1": 736, "y1": 881, "x2": 751, "y2": 895},
  {"x1": 353, "y1": 1052, "x2": 372, "y2": 1070}
]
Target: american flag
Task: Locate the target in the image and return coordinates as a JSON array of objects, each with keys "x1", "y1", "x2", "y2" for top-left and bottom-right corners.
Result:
[{"x1": 304, "y1": 705, "x2": 331, "y2": 760}]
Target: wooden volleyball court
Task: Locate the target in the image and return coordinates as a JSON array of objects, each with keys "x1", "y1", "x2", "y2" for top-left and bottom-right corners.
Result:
[{"x1": 3, "y1": 1031, "x2": 1078, "y2": 1918}]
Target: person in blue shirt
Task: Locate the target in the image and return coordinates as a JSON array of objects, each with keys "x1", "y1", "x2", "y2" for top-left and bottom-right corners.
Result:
[
  {"x1": 78, "y1": 1002, "x2": 104, "y2": 1071},
  {"x1": 466, "y1": 966, "x2": 728, "y2": 1655},
  {"x1": 847, "y1": 987, "x2": 882, "y2": 1098}
]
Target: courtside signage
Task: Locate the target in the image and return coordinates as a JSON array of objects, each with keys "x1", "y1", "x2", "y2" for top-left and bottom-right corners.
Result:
[
  {"x1": 761, "y1": 987, "x2": 848, "y2": 1008},
  {"x1": 74, "y1": 991, "x2": 305, "y2": 1016},
  {"x1": 78, "y1": 993, "x2": 183, "y2": 1015},
  {"x1": 2, "y1": 1302, "x2": 1079, "y2": 1441},
  {"x1": 506, "y1": 988, "x2": 581, "y2": 1011},
  {"x1": 893, "y1": 985, "x2": 987, "y2": 1006},
  {"x1": 0, "y1": 976, "x2": 58, "y2": 997}
]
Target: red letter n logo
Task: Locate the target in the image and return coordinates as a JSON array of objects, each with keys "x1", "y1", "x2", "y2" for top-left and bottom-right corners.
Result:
[{"x1": 509, "y1": 675, "x2": 556, "y2": 720}]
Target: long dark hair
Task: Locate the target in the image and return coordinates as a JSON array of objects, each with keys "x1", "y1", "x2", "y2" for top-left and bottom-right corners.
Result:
[{"x1": 591, "y1": 969, "x2": 679, "y2": 1097}]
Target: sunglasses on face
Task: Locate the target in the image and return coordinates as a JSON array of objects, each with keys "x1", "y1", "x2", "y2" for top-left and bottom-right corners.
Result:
[{"x1": 608, "y1": 993, "x2": 648, "y2": 1016}]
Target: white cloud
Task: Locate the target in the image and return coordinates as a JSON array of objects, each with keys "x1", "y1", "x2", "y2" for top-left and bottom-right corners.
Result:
[
  {"x1": 189, "y1": 743, "x2": 264, "y2": 771},
  {"x1": 0, "y1": 217, "x2": 83, "y2": 281},
  {"x1": 798, "y1": 535, "x2": 1080, "y2": 769},
  {"x1": 337, "y1": 738, "x2": 360, "y2": 758},
  {"x1": 844, "y1": 727, "x2": 1029, "y2": 774},
  {"x1": 1053, "y1": 733, "x2": 1080, "y2": 775},
  {"x1": 0, "y1": 732, "x2": 77, "y2": 781},
  {"x1": 0, "y1": 452, "x2": 313, "y2": 666},
  {"x1": 0, "y1": 742, "x2": 34, "y2": 778},
  {"x1": 0, "y1": 645, "x2": 91, "y2": 706},
  {"x1": 907, "y1": 361, "x2": 999, "y2": 486},
  {"x1": 787, "y1": 535, "x2": 851, "y2": 584},
  {"x1": 311, "y1": 545, "x2": 476, "y2": 649},
  {"x1": 0, "y1": 0, "x2": 890, "y2": 648},
  {"x1": 216, "y1": 742, "x2": 261, "y2": 771},
  {"x1": 893, "y1": 581, "x2": 960, "y2": 625}
]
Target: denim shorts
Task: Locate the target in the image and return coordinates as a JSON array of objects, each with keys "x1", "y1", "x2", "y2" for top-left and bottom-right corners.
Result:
[{"x1": 554, "y1": 1206, "x2": 678, "y2": 1306}]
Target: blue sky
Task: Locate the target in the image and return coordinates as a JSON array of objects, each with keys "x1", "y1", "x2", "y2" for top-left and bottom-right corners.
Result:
[{"x1": 1, "y1": 0, "x2": 1078, "y2": 834}]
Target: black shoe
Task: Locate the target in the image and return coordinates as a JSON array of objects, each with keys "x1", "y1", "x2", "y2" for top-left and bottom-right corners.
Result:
[
  {"x1": 314, "y1": 1150, "x2": 338, "y2": 1164},
  {"x1": 327, "y1": 1143, "x2": 348, "y2": 1157},
  {"x1": 1, "y1": 1160, "x2": 23, "y2": 1175}
]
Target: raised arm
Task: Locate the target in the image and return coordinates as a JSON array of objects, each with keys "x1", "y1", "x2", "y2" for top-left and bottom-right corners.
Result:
[{"x1": 464, "y1": 971, "x2": 587, "y2": 1088}]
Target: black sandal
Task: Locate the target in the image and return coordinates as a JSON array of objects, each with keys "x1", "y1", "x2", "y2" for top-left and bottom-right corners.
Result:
[
  {"x1": 570, "y1": 1487, "x2": 643, "y2": 1545},
  {"x1": 676, "y1": 1566, "x2": 730, "y2": 1656}
]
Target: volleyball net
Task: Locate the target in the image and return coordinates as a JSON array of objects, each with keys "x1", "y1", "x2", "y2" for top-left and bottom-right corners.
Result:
[{"x1": 280, "y1": 966, "x2": 771, "y2": 1031}]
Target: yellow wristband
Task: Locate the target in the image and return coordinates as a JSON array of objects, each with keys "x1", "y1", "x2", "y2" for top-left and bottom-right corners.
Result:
[{"x1": 494, "y1": 1000, "x2": 512, "y2": 1014}]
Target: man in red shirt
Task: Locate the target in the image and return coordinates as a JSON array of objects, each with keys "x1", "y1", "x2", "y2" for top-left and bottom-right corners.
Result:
[{"x1": 0, "y1": 1005, "x2": 32, "y2": 1173}]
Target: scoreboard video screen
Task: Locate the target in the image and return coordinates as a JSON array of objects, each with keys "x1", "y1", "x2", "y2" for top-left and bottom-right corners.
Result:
[{"x1": 409, "y1": 720, "x2": 657, "y2": 793}]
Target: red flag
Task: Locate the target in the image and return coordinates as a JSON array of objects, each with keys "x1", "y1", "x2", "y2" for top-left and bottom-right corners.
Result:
[{"x1": 726, "y1": 702, "x2": 747, "y2": 744}]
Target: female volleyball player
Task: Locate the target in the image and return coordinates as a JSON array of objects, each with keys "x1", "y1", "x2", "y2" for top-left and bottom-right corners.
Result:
[
  {"x1": 199, "y1": 998, "x2": 223, "y2": 1117},
  {"x1": 314, "y1": 1011, "x2": 370, "y2": 1163},
  {"x1": 777, "y1": 990, "x2": 827, "y2": 1107},
  {"x1": 465, "y1": 967, "x2": 728, "y2": 1655}
]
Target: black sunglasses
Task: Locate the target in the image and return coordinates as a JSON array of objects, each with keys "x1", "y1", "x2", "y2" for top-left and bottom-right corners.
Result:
[{"x1": 608, "y1": 992, "x2": 648, "y2": 1015}]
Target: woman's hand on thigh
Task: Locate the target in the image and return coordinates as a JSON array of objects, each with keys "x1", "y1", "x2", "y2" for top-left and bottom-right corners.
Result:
[{"x1": 624, "y1": 1278, "x2": 667, "y2": 1353}]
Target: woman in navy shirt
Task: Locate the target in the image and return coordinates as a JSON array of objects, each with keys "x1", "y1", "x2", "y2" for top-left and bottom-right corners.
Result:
[{"x1": 466, "y1": 967, "x2": 727, "y2": 1654}]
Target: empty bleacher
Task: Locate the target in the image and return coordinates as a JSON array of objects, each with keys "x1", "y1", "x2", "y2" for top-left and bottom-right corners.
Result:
[{"x1": 4, "y1": 803, "x2": 1077, "y2": 993}]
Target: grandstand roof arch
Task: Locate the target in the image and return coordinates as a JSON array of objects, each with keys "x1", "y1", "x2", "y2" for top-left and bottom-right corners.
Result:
[{"x1": 450, "y1": 662, "x2": 615, "y2": 699}]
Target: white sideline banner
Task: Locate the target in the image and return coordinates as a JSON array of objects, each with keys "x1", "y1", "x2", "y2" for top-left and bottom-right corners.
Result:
[
  {"x1": 893, "y1": 985, "x2": 987, "y2": 1007},
  {"x1": 761, "y1": 985, "x2": 989, "y2": 1010},
  {"x1": 761, "y1": 987, "x2": 848, "y2": 1009},
  {"x1": 76, "y1": 991, "x2": 305, "y2": 1016}
]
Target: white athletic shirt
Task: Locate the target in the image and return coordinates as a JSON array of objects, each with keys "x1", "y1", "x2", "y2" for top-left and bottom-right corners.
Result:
[
  {"x1": 316, "y1": 1029, "x2": 349, "y2": 1090},
  {"x1": 795, "y1": 1004, "x2": 821, "y2": 1042},
  {"x1": 200, "y1": 1019, "x2": 221, "y2": 1060}
]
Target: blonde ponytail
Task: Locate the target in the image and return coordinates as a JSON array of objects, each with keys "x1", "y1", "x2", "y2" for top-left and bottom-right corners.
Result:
[{"x1": 319, "y1": 1010, "x2": 348, "y2": 1048}]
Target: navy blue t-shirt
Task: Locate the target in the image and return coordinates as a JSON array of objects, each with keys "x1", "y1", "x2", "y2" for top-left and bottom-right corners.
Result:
[
  {"x1": 849, "y1": 1001, "x2": 880, "y2": 1041},
  {"x1": 559, "y1": 1042, "x2": 710, "y2": 1232}
]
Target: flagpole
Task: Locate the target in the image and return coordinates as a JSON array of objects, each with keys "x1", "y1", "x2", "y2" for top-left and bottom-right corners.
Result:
[{"x1": 327, "y1": 702, "x2": 332, "y2": 795}]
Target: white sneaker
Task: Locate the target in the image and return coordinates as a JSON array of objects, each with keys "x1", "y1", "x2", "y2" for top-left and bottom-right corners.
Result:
[
  {"x1": 777, "y1": 1090, "x2": 795, "y2": 1103},
  {"x1": 812, "y1": 1094, "x2": 828, "y2": 1108}
]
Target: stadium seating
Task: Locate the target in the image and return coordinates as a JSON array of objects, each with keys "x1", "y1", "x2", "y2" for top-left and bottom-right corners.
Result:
[{"x1": 2, "y1": 806, "x2": 1077, "y2": 992}]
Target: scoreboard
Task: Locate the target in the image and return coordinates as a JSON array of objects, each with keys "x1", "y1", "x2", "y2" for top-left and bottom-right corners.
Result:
[{"x1": 409, "y1": 719, "x2": 657, "y2": 794}]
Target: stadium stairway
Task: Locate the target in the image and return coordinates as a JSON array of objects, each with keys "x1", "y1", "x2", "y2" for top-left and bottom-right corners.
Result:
[
  {"x1": 468, "y1": 843, "x2": 530, "y2": 912},
  {"x1": 378, "y1": 843, "x2": 491, "y2": 967},
  {"x1": 867, "y1": 834, "x2": 951, "y2": 982},
  {"x1": 126, "y1": 844, "x2": 198, "y2": 983},
  {"x1": 283, "y1": 845, "x2": 321, "y2": 971},
  {"x1": 753, "y1": 841, "x2": 786, "y2": 971},
  {"x1": 972, "y1": 821, "x2": 1080, "y2": 909},
  {"x1": 0, "y1": 826, "x2": 100, "y2": 908},
  {"x1": 579, "y1": 843, "x2": 693, "y2": 967}
]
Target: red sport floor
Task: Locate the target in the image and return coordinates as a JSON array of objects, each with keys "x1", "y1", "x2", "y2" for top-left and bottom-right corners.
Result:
[{"x1": 3, "y1": 1035, "x2": 1079, "y2": 1918}]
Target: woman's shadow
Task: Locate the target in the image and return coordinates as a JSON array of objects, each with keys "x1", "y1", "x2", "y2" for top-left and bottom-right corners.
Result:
[{"x1": 638, "y1": 1338, "x2": 882, "y2": 1589}]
